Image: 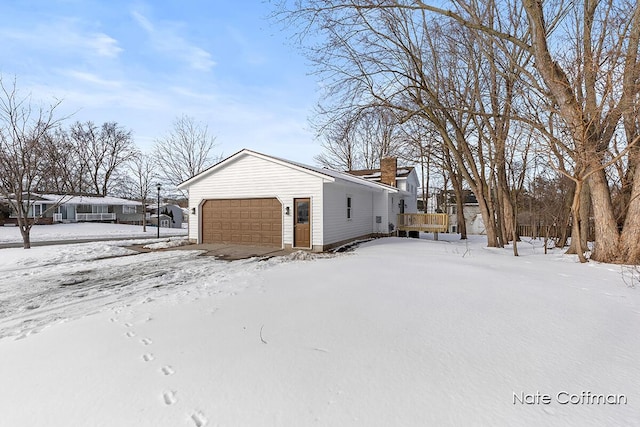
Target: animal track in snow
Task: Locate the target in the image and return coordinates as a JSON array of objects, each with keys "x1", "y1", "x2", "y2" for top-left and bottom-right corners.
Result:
[
  {"x1": 109, "y1": 318, "x2": 118, "y2": 323},
  {"x1": 191, "y1": 411, "x2": 207, "y2": 427},
  {"x1": 162, "y1": 390, "x2": 177, "y2": 405},
  {"x1": 142, "y1": 353, "x2": 154, "y2": 362},
  {"x1": 126, "y1": 331, "x2": 135, "y2": 338},
  {"x1": 124, "y1": 323, "x2": 133, "y2": 328},
  {"x1": 161, "y1": 365, "x2": 175, "y2": 376},
  {"x1": 140, "y1": 338, "x2": 152, "y2": 345}
]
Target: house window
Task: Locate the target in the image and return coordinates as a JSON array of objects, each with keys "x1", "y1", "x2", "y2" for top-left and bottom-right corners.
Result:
[
  {"x1": 92, "y1": 205, "x2": 108, "y2": 214},
  {"x1": 33, "y1": 204, "x2": 42, "y2": 217},
  {"x1": 347, "y1": 196, "x2": 352, "y2": 220},
  {"x1": 122, "y1": 205, "x2": 137, "y2": 214}
]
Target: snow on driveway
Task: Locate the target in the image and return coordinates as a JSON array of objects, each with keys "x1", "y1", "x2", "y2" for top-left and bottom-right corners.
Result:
[{"x1": 0, "y1": 235, "x2": 638, "y2": 426}]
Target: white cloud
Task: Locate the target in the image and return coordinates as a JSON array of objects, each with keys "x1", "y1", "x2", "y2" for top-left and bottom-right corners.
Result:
[
  {"x1": 86, "y1": 33, "x2": 123, "y2": 58},
  {"x1": 0, "y1": 20, "x2": 122, "y2": 59},
  {"x1": 62, "y1": 70, "x2": 123, "y2": 88},
  {"x1": 131, "y1": 10, "x2": 216, "y2": 71}
]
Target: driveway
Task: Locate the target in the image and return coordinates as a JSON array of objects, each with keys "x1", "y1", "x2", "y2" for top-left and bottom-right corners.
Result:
[{"x1": 131, "y1": 242, "x2": 294, "y2": 261}]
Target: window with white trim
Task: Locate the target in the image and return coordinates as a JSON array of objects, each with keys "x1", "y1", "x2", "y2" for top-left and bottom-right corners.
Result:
[
  {"x1": 122, "y1": 205, "x2": 137, "y2": 214},
  {"x1": 92, "y1": 205, "x2": 108, "y2": 214}
]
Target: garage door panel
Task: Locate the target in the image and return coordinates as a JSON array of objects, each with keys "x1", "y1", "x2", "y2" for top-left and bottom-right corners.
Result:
[{"x1": 202, "y1": 198, "x2": 282, "y2": 247}]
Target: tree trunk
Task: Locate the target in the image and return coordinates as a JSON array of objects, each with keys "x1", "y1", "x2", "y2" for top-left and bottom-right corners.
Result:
[
  {"x1": 566, "y1": 180, "x2": 588, "y2": 263},
  {"x1": 588, "y1": 168, "x2": 621, "y2": 262},
  {"x1": 619, "y1": 158, "x2": 640, "y2": 264},
  {"x1": 473, "y1": 181, "x2": 500, "y2": 247},
  {"x1": 556, "y1": 181, "x2": 575, "y2": 248},
  {"x1": 17, "y1": 217, "x2": 32, "y2": 249},
  {"x1": 502, "y1": 190, "x2": 515, "y2": 243},
  {"x1": 579, "y1": 180, "x2": 591, "y2": 250},
  {"x1": 449, "y1": 167, "x2": 467, "y2": 239}
]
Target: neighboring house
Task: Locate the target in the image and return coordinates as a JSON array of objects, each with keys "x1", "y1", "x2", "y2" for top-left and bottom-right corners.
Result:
[
  {"x1": 147, "y1": 204, "x2": 184, "y2": 229},
  {"x1": 177, "y1": 149, "x2": 418, "y2": 251},
  {"x1": 444, "y1": 191, "x2": 485, "y2": 235},
  {"x1": 6, "y1": 194, "x2": 144, "y2": 225},
  {"x1": 148, "y1": 213, "x2": 173, "y2": 229}
]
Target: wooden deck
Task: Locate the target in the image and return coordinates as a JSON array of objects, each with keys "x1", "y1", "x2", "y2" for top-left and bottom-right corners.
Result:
[{"x1": 397, "y1": 213, "x2": 449, "y2": 233}]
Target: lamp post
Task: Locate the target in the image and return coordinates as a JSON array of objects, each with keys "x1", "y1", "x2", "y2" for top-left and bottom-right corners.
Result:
[{"x1": 156, "y1": 183, "x2": 161, "y2": 238}]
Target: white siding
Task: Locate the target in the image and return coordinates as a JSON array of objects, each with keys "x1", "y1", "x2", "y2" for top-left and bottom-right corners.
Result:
[
  {"x1": 185, "y1": 154, "x2": 326, "y2": 247},
  {"x1": 405, "y1": 170, "x2": 420, "y2": 214},
  {"x1": 322, "y1": 181, "x2": 390, "y2": 245}
]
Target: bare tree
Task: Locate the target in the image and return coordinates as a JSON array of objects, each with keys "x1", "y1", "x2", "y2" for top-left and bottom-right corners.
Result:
[
  {"x1": 127, "y1": 153, "x2": 157, "y2": 232},
  {"x1": 153, "y1": 115, "x2": 221, "y2": 197},
  {"x1": 314, "y1": 107, "x2": 405, "y2": 170},
  {"x1": 277, "y1": 1, "x2": 534, "y2": 248},
  {"x1": 0, "y1": 77, "x2": 64, "y2": 249},
  {"x1": 69, "y1": 121, "x2": 136, "y2": 196},
  {"x1": 280, "y1": 0, "x2": 640, "y2": 264}
]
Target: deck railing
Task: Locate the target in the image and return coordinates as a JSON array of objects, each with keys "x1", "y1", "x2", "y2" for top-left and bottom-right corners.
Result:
[
  {"x1": 397, "y1": 213, "x2": 449, "y2": 233},
  {"x1": 76, "y1": 213, "x2": 116, "y2": 221},
  {"x1": 53, "y1": 213, "x2": 63, "y2": 222}
]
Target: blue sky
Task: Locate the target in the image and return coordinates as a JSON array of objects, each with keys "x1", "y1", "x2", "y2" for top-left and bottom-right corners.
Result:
[{"x1": 0, "y1": 0, "x2": 321, "y2": 163}]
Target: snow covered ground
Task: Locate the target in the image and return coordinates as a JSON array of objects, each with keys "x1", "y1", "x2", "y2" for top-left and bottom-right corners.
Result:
[
  {"x1": 0, "y1": 222, "x2": 187, "y2": 244},
  {"x1": 0, "y1": 234, "x2": 638, "y2": 426}
]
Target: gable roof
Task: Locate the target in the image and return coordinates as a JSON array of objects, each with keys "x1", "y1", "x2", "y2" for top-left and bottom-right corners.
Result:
[{"x1": 178, "y1": 149, "x2": 400, "y2": 193}]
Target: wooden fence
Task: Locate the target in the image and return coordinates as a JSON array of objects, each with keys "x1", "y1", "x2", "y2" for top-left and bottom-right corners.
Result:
[{"x1": 517, "y1": 223, "x2": 594, "y2": 241}]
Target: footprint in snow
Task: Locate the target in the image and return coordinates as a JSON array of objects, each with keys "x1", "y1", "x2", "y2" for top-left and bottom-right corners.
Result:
[
  {"x1": 142, "y1": 353, "x2": 154, "y2": 362},
  {"x1": 191, "y1": 412, "x2": 207, "y2": 427},
  {"x1": 126, "y1": 331, "x2": 135, "y2": 338},
  {"x1": 109, "y1": 318, "x2": 118, "y2": 323},
  {"x1": 161, "y1": 366, "x2": 175, "y2": 376},
  {"x1": 141, "y1": 338, "x2": 152, "y2": 345},
  {"x1": 162, "y1": 390, "x2": 177, "y2": 405},
  {"x1": 124, "y1": 323, "x2": 133, "y2": 328}
]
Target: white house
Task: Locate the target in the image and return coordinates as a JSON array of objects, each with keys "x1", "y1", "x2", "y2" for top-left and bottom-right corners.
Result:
[
  {"x1": 445, "y1": 192, "x2": 485, "y2": 235},
  {"x1": 177, "y1": 149, "x2": 418, "y2": 251}
]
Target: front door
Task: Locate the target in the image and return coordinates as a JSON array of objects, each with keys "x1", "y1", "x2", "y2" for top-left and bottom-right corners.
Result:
[{"x1": 294, "y1": 198, "x2": 311, "y2": 248}]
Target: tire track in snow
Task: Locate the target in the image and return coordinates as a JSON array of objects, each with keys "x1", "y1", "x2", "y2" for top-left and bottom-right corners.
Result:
[{"x1": 0, "y1": 250, "x2": 257, "y2": 340}]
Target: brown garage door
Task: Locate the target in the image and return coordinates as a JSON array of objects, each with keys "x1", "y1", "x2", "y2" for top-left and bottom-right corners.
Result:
[{"x1": 201, "y1": 198, "x2": 282, "y2": 246}]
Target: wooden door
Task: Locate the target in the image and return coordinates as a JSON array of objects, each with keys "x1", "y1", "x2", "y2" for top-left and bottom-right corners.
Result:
[{"x1": 294, "y1": 198, "x2": 311, "y2": 248}]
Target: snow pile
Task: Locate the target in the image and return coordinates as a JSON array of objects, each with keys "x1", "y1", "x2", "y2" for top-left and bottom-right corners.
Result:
[
  {"x1": 143, "y1": 237, "x2": 192, "y2": 250},
  {"x1": 0, "y1": 235, "x2": 638, "y2": 426}
]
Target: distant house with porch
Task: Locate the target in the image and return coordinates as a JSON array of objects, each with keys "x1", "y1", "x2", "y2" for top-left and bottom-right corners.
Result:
[{"x1": 3, "y1": 194, "x2": 144, "y2": 225}]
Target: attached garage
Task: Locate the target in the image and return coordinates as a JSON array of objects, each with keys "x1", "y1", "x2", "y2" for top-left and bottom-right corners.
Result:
[{"x1": 201, "y1": 198, "x2": 282, "y2": 246}]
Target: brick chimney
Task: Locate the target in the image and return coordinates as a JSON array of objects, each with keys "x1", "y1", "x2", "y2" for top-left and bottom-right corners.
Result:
[{"x1": 380, "y1": 157, "x2": 397, "y2": 187}]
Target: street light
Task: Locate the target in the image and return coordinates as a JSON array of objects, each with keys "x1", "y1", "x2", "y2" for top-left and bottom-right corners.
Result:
[{"x1": 156, "y1": 183, "x2": 161, "y2": 238}]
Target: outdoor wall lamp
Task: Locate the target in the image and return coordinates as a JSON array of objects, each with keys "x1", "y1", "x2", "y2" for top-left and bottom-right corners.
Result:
[
  {"x1": 285, "y1": 206, "x2": 291, "y2": 215},
  {"x1": 191, "y1": 207, "x2": 196, "y2": 215}
]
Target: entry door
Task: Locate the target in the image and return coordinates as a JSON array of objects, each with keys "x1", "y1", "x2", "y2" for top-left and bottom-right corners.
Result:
[{"x1": 294, "y1": 198, "x2": 311, "y2": 248}]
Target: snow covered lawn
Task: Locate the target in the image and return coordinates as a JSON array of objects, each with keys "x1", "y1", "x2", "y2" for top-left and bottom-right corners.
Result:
[
  {"x1": 0, "y1": 235, "x2": 638, "y2": 426},
  {"x1": 0, "y1": 222, "x2": 187, "y2": 244}
]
